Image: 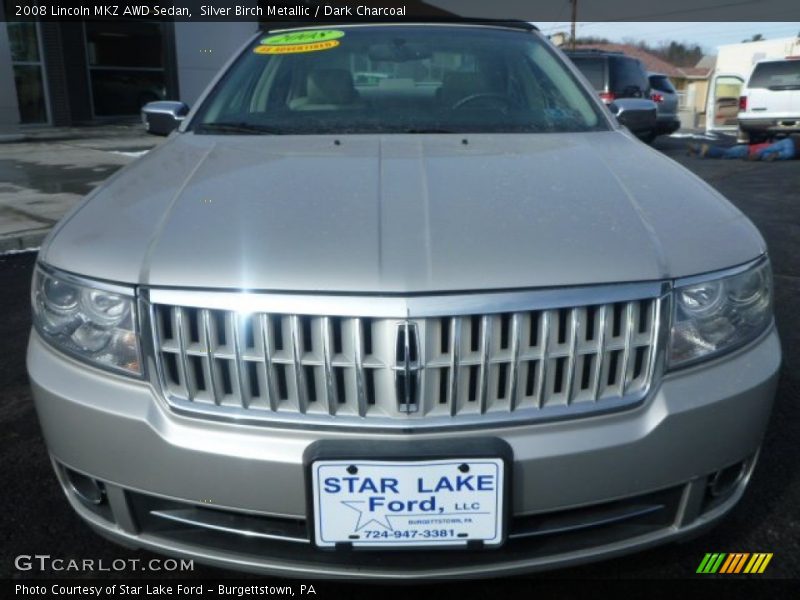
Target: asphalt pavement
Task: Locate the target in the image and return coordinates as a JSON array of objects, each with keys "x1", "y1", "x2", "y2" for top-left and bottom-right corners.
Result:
[{"x1": 1, "y1": 134, "x2": 798, "y2": 585}]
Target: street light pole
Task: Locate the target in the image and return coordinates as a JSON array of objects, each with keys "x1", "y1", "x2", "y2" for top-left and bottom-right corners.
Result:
[{"x1": 570, "y1": 0, "x2": 577, "y2": 50}]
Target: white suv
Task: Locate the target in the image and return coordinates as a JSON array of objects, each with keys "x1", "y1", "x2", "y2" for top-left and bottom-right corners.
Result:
[{"x1": 738, "y1": 58, "x2": 800, "y2": 142}]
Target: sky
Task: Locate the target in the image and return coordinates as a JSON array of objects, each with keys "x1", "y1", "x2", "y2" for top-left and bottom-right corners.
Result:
[{"x1": 535, "y1": 22, "x2": 800, "y2": 53}]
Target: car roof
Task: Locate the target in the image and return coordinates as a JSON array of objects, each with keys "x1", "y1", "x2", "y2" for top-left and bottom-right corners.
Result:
[
  {"x1": 753, "y1": 57, "x2": 800, "y2": 64},
  {"x1": 565, "y1": 49, "x2": 623, "y2": 56},
  {"x1": 261, "y1": 20, "x2": 539, "y2": 33}
]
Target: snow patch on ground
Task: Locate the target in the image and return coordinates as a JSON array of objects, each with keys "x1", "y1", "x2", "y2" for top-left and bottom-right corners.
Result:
[
  {"x1": 109, "y1": 150, "x2": 149, "y2": 158},
  {"x1": 670, "y1": 132, "x2": 723, "y2": 141},
  {"x1": 0, "y1": 247, "x2": 40, "y2": 256}
]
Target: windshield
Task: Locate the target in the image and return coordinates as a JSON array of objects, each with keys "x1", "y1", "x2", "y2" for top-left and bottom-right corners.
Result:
[{"x1": 191, "y1": 26, "x2": 608, "y2": 135}]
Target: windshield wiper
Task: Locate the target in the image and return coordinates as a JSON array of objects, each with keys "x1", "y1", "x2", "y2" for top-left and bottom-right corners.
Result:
[{"x1": 194, "y1": 122, "x2": 283, "y2": 135}]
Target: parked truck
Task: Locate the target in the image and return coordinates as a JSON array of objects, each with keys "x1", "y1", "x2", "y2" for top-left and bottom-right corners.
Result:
[{"x1": 705, "y1": 36, "x2": 800, "y2": 140}]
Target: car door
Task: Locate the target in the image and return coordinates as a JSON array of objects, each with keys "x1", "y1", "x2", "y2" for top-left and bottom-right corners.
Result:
[{"x1": 706, "y1": 73, "x2": 744, "y2": 133}]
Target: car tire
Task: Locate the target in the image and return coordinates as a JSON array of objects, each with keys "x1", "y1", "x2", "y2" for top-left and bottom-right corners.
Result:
[
  {"x1": 736, "y1": 127, "x2": 750, "y2": 144},
  {"x1": 641, "y1": 131, "x2": 657, "y2": 144}
]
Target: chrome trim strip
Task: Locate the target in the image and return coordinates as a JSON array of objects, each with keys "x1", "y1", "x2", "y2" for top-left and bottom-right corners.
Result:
[
  {"x1": 231, "y1": 313, "x2": 249, "y2": 408},
  {"x1": 508, "y1": 504, "x2": 665, "y2": 540},
  {"x1": 290, "y1": 316, "x2": 307, "y2": 414},
  {"x1": 146, "y1": 281, "x2": 666, "y2": 319},
  {"x1": 591, "y1": 305, "x2": 608, "y2": 402},
  {"x1": 353, "y1": 318, "x2": 367, "y2": 417},
  {"x1": 321, "y1": 317, "x2": 336, "y2": 416},
  {"x1": 508, "y1": 313, "x2": 522, "y2": 411},
  {"x1": 147, "y1": 301, "x2": 166, "y2": 391},
  {"x1": 259, "y1": 314, "x2": 279, "y2": 411},
  {"x1": 149, "y1": 510, "x2": 308, "y2": 544},
  {"x1": 621, "y1": 303, "x2": 635, "y2": 396},
  {"x1": 564, "y1": 308, "x2": 579, "y2": 404},
  {"x1": 642, "y1": 300, "x2": 658, "y2": 387},
  {"x1": 174, "y1": 307, "x2": 192, "y2": 400},
  {"x1": 448, "y1": 317, "x2": 461, "y2": 417},
  {"x1": 536, "y1": 311, "x2": 550, "y2": 409},
  {"x1": 648, "y1": 294, "x2": 670, "y2": 399},
  {"x1": 478, "y1": 315, "x2": 492, "y2": 414},
  {"x1": 161, "y1": 391, "x2": 654, "y2": 432},
  {"x1": 201, "y1": 309, "x2": 221, "y2": 405}
]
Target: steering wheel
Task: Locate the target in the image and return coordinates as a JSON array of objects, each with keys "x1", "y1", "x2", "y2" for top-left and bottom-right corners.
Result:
[{"x1": 452, "y1": 93, "x2": 515, "y2": 110}]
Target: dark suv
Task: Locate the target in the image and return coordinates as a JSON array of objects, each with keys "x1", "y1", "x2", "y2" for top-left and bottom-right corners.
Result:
[
  {"x1": 565, "y1": 50, "x2": 651, "y2": 104},
  {"x1": 566, "y1": 50, "x2": 654, "y2": 140}
]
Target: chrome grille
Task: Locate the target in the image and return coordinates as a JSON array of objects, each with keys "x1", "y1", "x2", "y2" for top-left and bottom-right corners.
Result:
[{"x1": 147, "y1": 289, "x2": 665, "y2": 430}]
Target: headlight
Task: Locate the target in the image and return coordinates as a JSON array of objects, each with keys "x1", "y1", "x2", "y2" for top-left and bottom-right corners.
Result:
[
  {"x1": 669, "y1": 259, "x2": 773, "y2": 368},
  {"x1": 32, "y1": 266, "x2": 141, "y2": 376}
]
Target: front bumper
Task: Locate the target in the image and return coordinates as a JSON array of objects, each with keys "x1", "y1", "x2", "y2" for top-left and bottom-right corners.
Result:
[{"x1": 28, "y1": 326, "x2": 781, "y2": 578}]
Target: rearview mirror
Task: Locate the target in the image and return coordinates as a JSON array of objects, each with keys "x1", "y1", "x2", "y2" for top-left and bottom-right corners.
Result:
[
  {"x1": 368, "y1": 43, "x2": 431, "y2": 62},
  {"x1": 141, "y1": 101, "x2": 189, "y2": 136},
  {"x1": 609, "y1": 98, "x2": 657, "y2": 138}
]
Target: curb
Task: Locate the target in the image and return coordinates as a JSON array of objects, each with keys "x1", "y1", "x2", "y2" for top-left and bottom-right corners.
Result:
[
  {"x1": 0, "y1": 229, "x2": 49, "y2": 254},
  {"x1": 0, "y1": 124, "x2": 147, "y2": 145}
]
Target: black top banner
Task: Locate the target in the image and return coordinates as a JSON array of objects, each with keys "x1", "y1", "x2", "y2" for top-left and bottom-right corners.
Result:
[{"x1": 2, "y1": 0, "x2": 799, "y2": 22}]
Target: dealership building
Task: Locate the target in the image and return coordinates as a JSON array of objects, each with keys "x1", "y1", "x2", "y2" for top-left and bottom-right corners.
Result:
[
  {"x1": 0, "y1": 2, "x2": 260, "y2": 134},
  {"x1": 0, "y1": 1, "x2": 454, "y2": 136}
]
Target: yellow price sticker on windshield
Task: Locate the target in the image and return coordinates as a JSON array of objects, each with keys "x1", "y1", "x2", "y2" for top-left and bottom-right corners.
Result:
[
  {"x1": 253, "y1": 40, "x2": 340, "y2": 54},
  {"x1": 261, "y1": 30, "x2": 345, "y2": 45}
]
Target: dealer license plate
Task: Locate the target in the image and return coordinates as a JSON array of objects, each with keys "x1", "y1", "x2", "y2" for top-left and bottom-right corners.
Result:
[{"x1": 311, "y1": 458, "x2": 505, "y2": 548}]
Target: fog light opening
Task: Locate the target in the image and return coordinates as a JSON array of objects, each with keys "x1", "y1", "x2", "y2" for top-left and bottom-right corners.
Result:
[
  {"x1": 708, "y1": 461, "x2": 747, "y2": 499},
  {"x1": 65, "y1": 469, "x2": 106, "y2": 506}
]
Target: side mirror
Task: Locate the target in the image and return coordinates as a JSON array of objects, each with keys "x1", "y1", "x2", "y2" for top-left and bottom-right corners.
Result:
[
  {"x1": 609, "y1": 98, "x2": 657, "y2": 138},
  {"x1": 141, "y1": 101, "x2": 189, "y2": 136}
]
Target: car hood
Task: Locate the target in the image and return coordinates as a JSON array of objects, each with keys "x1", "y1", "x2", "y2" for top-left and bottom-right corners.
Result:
[{"x1": 42, "y1": 131, "x2": 765, "y2": 293}]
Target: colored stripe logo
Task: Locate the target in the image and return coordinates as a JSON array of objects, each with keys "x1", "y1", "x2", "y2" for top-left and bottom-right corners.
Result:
[{"x1": 696, "y1": 553, "x2": 773, "y2": 574}]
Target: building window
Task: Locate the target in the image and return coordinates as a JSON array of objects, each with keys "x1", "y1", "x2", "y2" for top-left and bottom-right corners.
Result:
[
  {"x1": 84, "y1": 20, "x2": 166, "y2": 117},
  {"x1": 4, "y1": 4, "x2": 49, "y2": 124}
]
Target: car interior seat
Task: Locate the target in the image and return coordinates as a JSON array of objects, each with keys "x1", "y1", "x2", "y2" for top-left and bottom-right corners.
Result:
[{"x1": 289, "y1": 69, "x2": 365, "y2": 111}]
